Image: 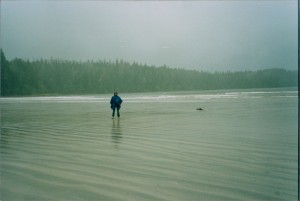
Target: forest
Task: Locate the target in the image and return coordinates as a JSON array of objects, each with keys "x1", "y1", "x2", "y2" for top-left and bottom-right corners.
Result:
[{"x1": 0, "y1": 50, "x2": 297, "y2": 96}]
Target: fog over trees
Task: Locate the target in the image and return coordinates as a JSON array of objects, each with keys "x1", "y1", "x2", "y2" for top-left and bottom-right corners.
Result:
[{"x1": 0, "y1": 50, "x2": 297, "y2": 96}]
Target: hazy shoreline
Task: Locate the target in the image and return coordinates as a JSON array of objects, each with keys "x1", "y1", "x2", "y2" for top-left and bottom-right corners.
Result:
[{"x1": 0, "y1": 86, "x2": 297, "y2": 98}]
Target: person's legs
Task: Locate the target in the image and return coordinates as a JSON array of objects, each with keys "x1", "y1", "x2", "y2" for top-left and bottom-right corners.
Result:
[
  {"x1": 117, "y1": 107, "x2": 120, "y2": 117},
  {"x1": 112, "y1": 108, "x2": 116, "y2": 117}
]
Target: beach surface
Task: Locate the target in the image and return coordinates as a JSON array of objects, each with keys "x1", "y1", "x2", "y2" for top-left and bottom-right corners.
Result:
[{"x1": 0, "y1": 88, "x2": 298, "y2": 201}]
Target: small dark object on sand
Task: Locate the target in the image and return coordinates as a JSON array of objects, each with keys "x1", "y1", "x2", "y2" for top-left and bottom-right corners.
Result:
[{"x1": 196, "y1": 108, "x2": 204, "y2": 110}]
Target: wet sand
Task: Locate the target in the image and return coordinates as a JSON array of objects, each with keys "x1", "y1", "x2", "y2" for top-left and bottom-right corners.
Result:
[{"x1": 0, "y1": 88, "x2": 298, "y2": 200}]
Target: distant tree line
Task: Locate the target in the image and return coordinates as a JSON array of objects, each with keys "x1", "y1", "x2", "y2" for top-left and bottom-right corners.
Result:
[{"x1": 0, "y1": 50, "x2": 297, "y2": 96}]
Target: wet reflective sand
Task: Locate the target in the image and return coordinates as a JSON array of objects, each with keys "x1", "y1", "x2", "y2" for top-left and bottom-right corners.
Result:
[{"x1": 1, "y1": 88, "x2": 298, "y2": 201}]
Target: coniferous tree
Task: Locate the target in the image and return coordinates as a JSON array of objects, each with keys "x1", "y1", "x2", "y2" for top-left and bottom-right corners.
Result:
[{"x1": 0, "y1": 50, "x2": 297, "y2": 96}]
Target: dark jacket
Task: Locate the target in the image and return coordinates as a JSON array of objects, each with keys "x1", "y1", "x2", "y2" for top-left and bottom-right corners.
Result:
[{"x1": 110, "y1": 95, "x2": 123, "y2": 109}]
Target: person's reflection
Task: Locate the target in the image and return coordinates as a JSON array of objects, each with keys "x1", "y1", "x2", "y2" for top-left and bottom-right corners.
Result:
[{"x1": 111, "y1": 118, "x2": 122, "y2": 144}]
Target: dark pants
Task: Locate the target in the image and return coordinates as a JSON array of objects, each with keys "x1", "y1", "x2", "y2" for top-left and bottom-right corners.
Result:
[{"x1": 112, "y1": 106, "x2": 120, "y2": 117}]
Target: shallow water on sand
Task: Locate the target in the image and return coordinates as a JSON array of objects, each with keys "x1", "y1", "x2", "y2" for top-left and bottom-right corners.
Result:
[{"x1": 0, "y1": 88, "x2": 298, "y2": 201}]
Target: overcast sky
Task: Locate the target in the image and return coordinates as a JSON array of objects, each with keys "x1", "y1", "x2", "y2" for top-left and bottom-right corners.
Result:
[{"x1": 1, "y1": 0, "x2": 297, "y2": 71}]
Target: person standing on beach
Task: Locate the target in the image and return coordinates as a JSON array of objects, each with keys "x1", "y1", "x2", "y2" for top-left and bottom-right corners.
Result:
[{"x1": 110, "y1": 92, "x2": 123, "y2": 118}]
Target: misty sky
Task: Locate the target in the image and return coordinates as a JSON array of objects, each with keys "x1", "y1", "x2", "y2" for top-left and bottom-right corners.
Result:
[{"x1": 1, "y1": 1, "x2": 297, "y2": 71}]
